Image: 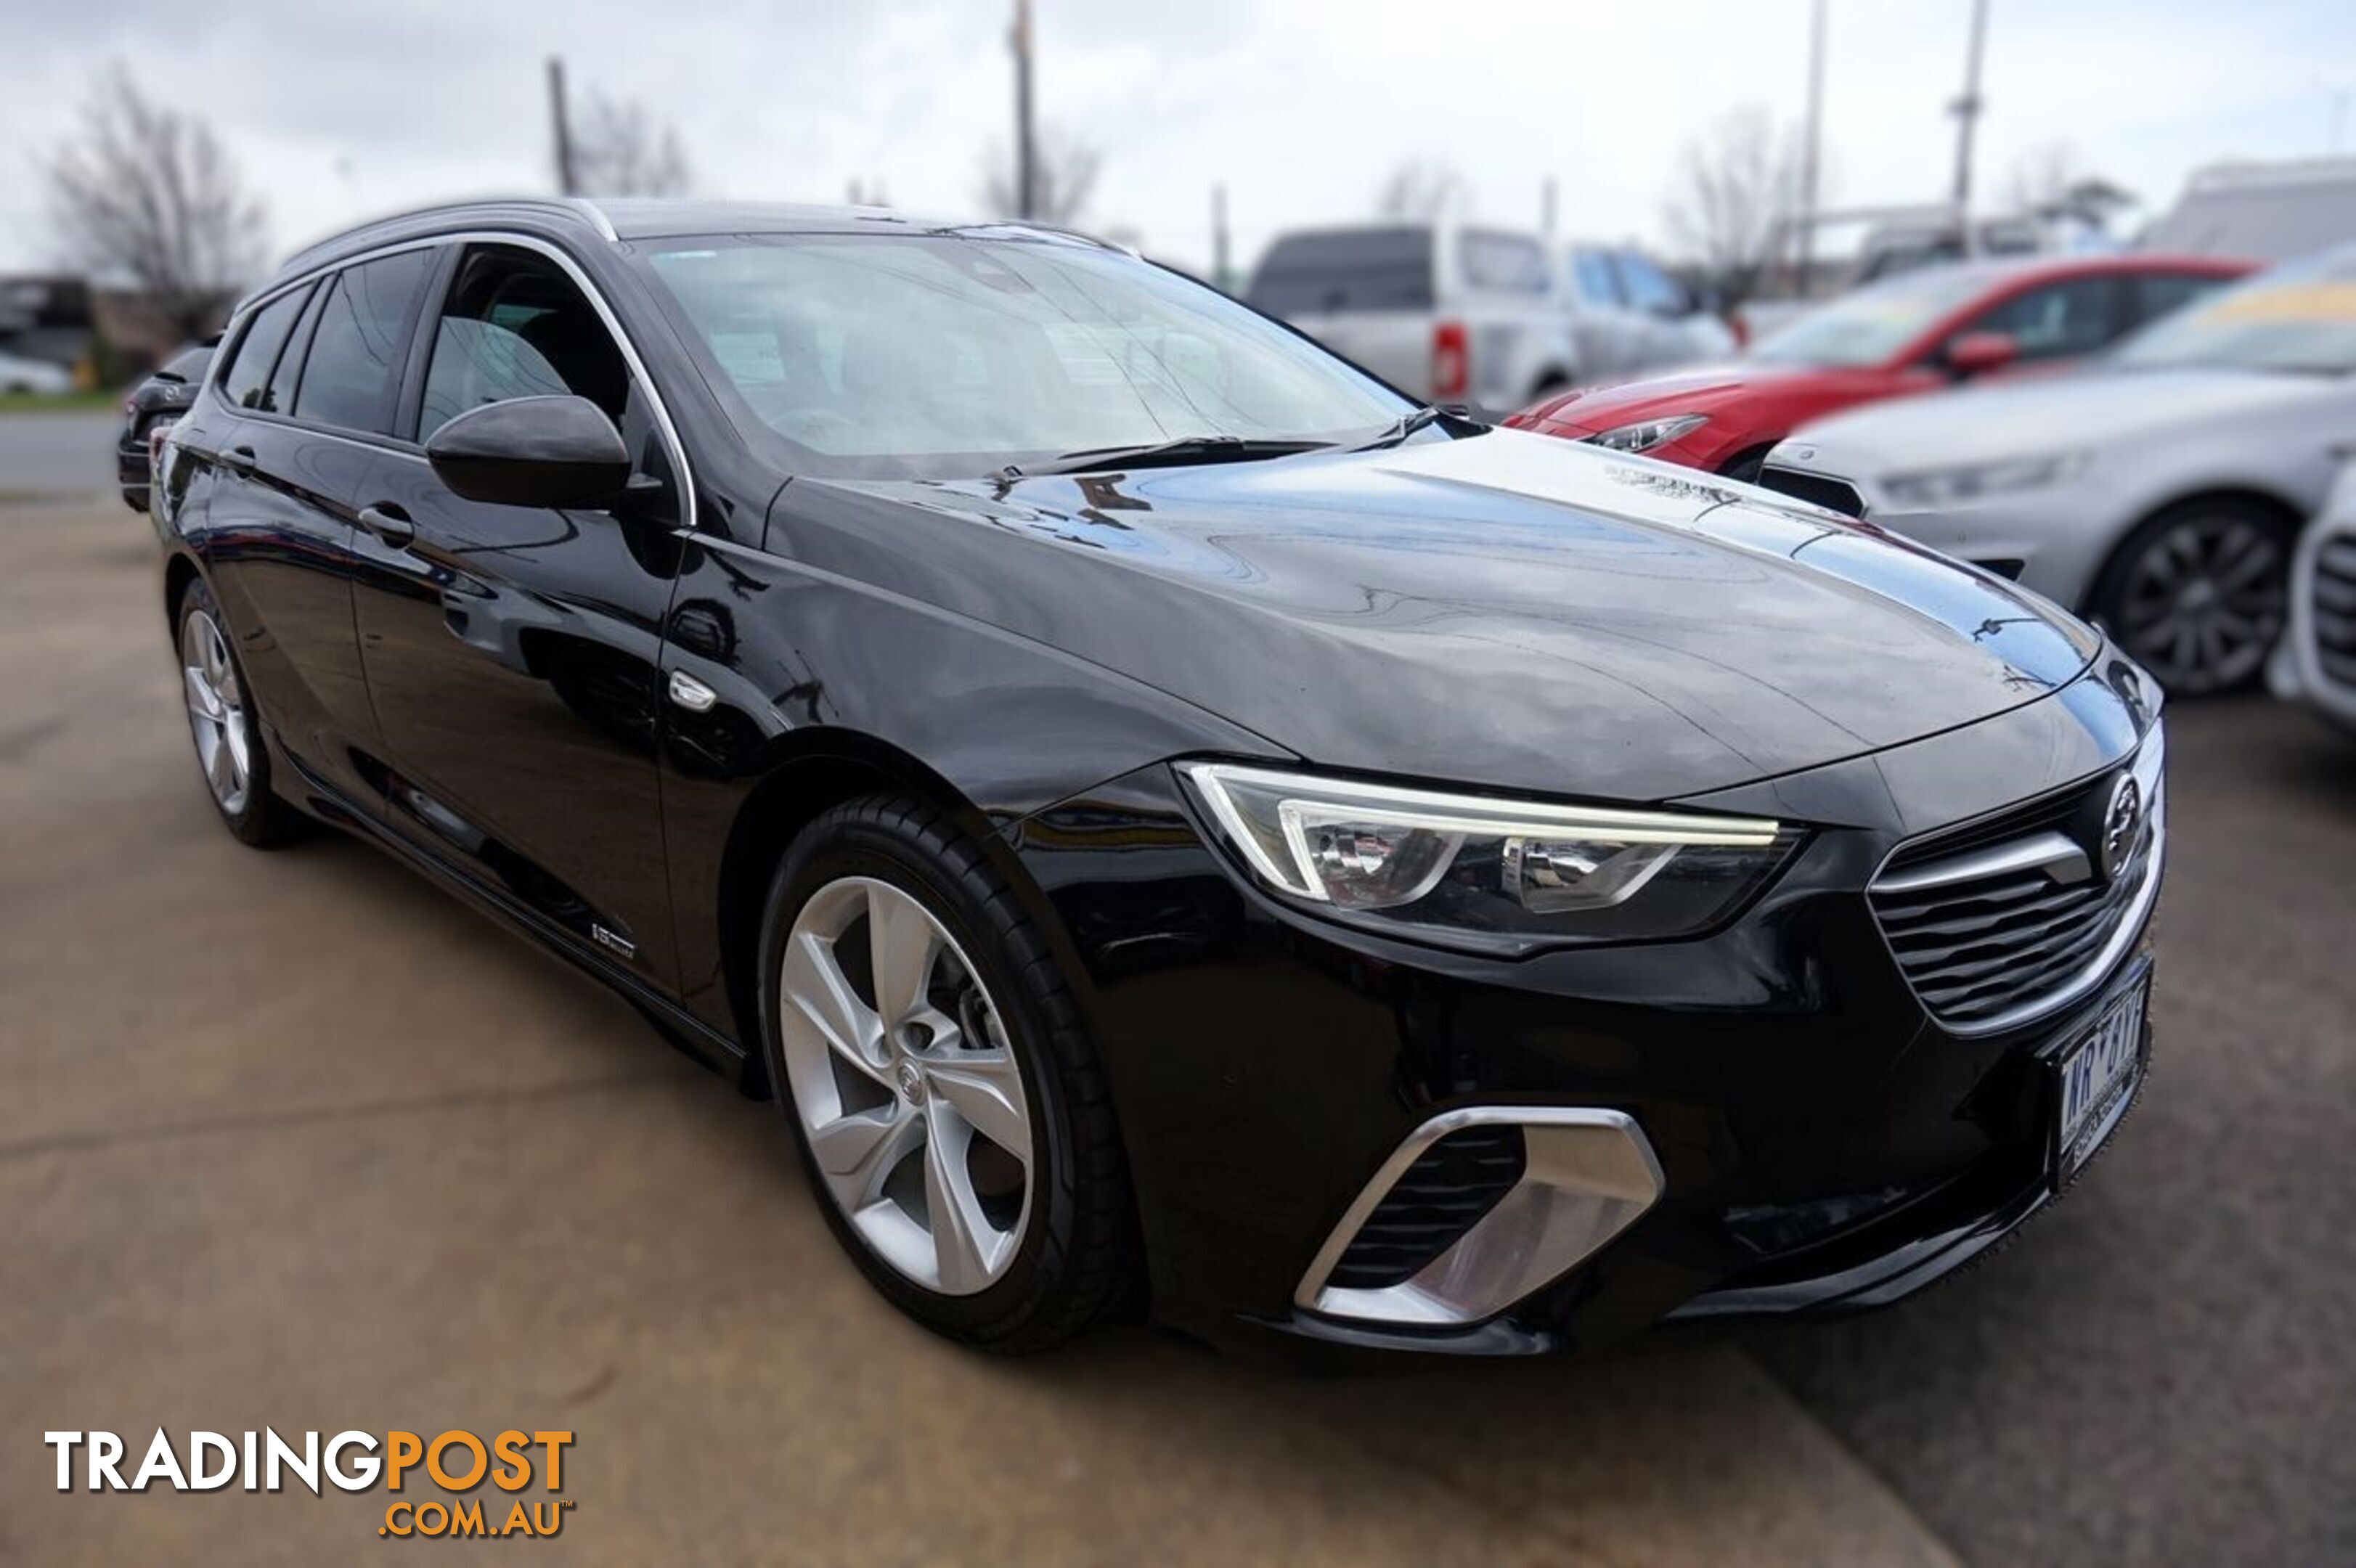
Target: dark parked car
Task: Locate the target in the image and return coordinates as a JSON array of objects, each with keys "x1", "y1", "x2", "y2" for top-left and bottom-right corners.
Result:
[
  {"x1": 151, "y1": 200, "x2": 2165, "y2": 1357},
  {"x1": 117, "y1": 340, "x2": 216, "y2": 511}
]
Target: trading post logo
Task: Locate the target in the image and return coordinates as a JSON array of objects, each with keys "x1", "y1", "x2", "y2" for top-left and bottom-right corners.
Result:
[{"x1": 44, "y1": 1428, "x2": 577, "y2": 1541}]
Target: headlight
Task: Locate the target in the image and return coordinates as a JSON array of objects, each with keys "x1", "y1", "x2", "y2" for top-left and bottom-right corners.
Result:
[
  {"x1": 1179, "y1": 762, "x2": 1799, "y2": 947},
  {"x1": 1582, "y1": 415, "x2": 1708, "y2": 454},
  {"x1": 1879, "y1": 452, "x2": 2087, "y2": 509}
]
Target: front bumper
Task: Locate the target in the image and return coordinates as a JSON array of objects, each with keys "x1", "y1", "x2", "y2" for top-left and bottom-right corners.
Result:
[{"x1": 1008, "y1": 653, "x2": 2163, "y2": 1357}]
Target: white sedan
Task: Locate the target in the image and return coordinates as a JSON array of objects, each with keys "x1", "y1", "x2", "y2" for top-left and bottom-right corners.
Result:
[
  {"x1": 0, "y1": 348, "x2": 73, "y2": 396},
  {"x1": 1756, "y1": 247, "x2": 2356, "y2": 693}
]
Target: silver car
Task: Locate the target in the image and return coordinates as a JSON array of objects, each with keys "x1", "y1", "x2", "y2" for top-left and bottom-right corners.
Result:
[
  {"x1": 2270, "y1": 460, "x2": 2356, "y2": 729},
  {"x1": 1757, "y1": 246, "x2": 2356, "y2": 693},
  {"x1": 1247, "y1": 222, "x2": 1578, "y2": 413}
]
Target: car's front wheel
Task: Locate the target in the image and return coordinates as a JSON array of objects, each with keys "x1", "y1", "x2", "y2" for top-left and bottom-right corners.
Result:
[
  {"x1": 175, "y1": 578, "x2": 304, "y2": 846},
  {"x1": 2092, "y1": 498, "x2": 2294, "y2": 695},
  {"x1": 757, "y1": 795, "x2": 1137, "y2": 1352}
]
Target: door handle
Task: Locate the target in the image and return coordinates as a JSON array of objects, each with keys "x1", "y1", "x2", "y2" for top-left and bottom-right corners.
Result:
[
  {"x1": 220, "y1": 445, "x2": 256, "y2": 475},
  {"x1": 357, "y1": 503, "x2": 415, "y2": 548}
]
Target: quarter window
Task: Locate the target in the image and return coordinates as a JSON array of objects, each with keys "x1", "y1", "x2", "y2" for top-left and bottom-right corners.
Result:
[
  {"x1": 219, "y1": 287, "x2": 309, "y2": 411},
  {"x1": 292, "y1": 250, "x2": 435, "y2": 434}
]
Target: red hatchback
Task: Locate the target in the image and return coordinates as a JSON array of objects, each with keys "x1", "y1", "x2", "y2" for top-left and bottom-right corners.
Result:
[{"x1": 1505, "y1": 253, "x2": 2254, "y2": 481}]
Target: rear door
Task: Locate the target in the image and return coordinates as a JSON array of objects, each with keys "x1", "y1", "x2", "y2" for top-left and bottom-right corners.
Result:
[
  {"x1": 348, "y1": 240, "x2": 687, "y2": 984},
  {"x1": 194, "y1": 256, "x2": 432, "y2": 809},
  {"x1": 1615, "y1": 250, "x2": 1703, "y2": 372},
  {"x1": 1247, "y1": 227, "x2": 1435, "y2": 396},
  {"x1": 1567, "y1": 247, "x2": 1644, "y2": 381}
]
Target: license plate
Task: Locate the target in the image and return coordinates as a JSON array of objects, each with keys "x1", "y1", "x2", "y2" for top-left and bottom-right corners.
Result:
[{"x1": 2055, "y1": 977, "x2": 2148, "y2": 1179}]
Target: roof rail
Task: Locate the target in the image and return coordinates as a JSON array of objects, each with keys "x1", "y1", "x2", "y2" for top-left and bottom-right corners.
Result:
[{"x1": 277, "y1": 195, "x2": 619, "y2": 274}]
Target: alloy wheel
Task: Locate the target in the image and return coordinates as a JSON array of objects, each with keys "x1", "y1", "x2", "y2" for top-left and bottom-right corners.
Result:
[
  {"x1": 181, "y1": 608, "x2": 251, "y2": 815},
  {"x1": 2111, "y1": 515, "x2": 2286, "y2": 693},
  {"x1": 777, "y1": 875, "x2": 1033, "y2": 1295}
]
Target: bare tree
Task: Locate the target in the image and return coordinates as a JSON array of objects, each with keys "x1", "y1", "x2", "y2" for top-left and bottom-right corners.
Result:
[
  {"x1": 1375, "y1": 160, "x2": 1473, "y2": 222},
  {"x1": 1662, "y1": 107, "x2": 1804, "y2": 309},
  {"x1": 41, "y1": 65, "x2": 266, "y2": 338},
  {"x1": 979, "y1": 125, "x2": 1101, "y2": 226},
  {"x1": 571, "y1": 91, "x2": 693, "y2": 198}
]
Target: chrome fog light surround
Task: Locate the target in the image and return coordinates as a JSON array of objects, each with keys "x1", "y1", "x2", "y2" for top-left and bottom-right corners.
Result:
[{"x1": 1295, "y1": 1106, "x2": 1665, "y2": 1328}]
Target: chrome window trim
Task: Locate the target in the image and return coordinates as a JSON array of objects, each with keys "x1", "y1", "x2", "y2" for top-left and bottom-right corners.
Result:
[
  {"x1": 1867, "y1": 724, "x2": 2167, "y2": 1038},
  {"x1": 213, "y1": 229, "x2": 697, "y2": 534},
  {"x1": 1294, "y1": 1105, "x2": 1664, "y2": 1328}
]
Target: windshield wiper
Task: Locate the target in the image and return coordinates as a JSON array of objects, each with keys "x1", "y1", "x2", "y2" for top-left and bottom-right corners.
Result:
[
  {"x1": 1004, "y1": 433, "x2": 1332, "y2": 479},
  {"x1": 1351, "y1": 401, "x2": 1483, "y2": 451}
]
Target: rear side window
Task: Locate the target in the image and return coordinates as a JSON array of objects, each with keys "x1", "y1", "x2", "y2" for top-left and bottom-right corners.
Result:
[
  {"x1": 218, "y1": 287, "x2": 309, "y2": 410},
  {"x1": 262, "y1": 287, "x2": 328, "y2": 415},
  {"x1": 293, "y1": 250, "x2": 436, "y2": 434},
  {"x1": 1459, "y1": 230, "x2": 1547, "y2": 295},
  {"x1": 1247, "y1": 228, "x2": 1434, "y2": 315},
  {"x1": 1618, "y1": 252, "x2": 1688, "y2": 315},
  {"x1": 1961, "y1": 276, "x2": 2120, "y2": 362},
  {"x1": 2134, "y1": 271, "x2": 2233, "y2": 327},
  {"x1": 1572, "y1": 249, "x2": 1623, "y2": 306}
]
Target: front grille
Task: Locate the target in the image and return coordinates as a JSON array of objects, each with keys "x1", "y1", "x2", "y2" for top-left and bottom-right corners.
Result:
[
  {"x1": 1757, "y1": 466, "x2": 1866, "y2": 518},
  {"x1": 1870, "y1": 765, "x2": 2161, "y2": 1032},
  {"x1": 1325, "y1": 1124, "x2": 1525, "y2": 1290},
  {"x1": 2313, "y1": 534, "x2": 2356, "y2": 692}
]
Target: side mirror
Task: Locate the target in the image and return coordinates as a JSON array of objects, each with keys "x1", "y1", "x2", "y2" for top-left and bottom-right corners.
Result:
[
  {"x1": 1945, "y1": 331, "x2": 2021, "y2": 380},
  {"x1": 424, "y1": 395, "x2": 632, "y2": 509}
]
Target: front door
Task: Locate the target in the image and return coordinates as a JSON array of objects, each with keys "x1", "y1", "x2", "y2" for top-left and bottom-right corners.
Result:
[{"x1": 348, "y1": 241, "x2": 688, "y2": 985}]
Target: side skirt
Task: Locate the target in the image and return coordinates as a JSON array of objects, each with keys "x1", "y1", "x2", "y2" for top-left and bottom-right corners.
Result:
[{"x1": 276, "y1": 748, "x2": 749, "y2": 1077}]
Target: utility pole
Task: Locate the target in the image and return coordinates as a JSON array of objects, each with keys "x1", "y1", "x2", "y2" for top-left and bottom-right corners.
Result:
[
  {"x1": 1212, "y1": 183, "x2": 1231, "y2": 290},
  {"x1": 547, "y1": 57, "x2": 577, "y2": 196},
  {"x1": 1541, "y1": 176, "x2": 1557, "y2": 237},
  {"x1": 1796, "y1": 0, "x2": 1827, "y2": 295},
  {"x1": 1948, "y1": 0, "x2": 1991, "y2": 249},
  {"x1": 1011, "y1": 0, "x2": 1038, "y2": 220}
]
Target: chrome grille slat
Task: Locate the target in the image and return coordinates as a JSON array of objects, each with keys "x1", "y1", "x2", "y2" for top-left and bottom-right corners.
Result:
[{"x1": 1868, "y1": 738, "x2": 2164, "y2": 1033}]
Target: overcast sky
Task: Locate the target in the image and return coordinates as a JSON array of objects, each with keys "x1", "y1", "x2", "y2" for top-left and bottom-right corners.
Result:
[{"x1": 5, "y1": 0, "x2": 2351, "y2": 279}]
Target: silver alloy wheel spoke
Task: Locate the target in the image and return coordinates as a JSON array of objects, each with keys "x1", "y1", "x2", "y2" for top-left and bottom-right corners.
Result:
[
  {"x1": 924, "y1": 1050, "x2": 1031, "y2": 1167},
  {"x1": 2117, "y1": 515, "x2": 2285, "y2": 690},
  {"x1": 778, "y1": 875, "x2": 1034, "y2": 1296},
  {"x1": 180, "y1": 610, "x2": 248, "y2": 814}
]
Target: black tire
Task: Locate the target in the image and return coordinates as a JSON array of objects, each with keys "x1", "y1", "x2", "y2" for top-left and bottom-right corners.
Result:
[
  {"x1": 756, "y1": 794, "x2": 1138, "y2": 1352},
  {"x1": 2088, "y1": 497, "x2": 2296, "y2": 695},
  {"x1": 173, "y1": 577, "x2": 307, "y2": 847}
]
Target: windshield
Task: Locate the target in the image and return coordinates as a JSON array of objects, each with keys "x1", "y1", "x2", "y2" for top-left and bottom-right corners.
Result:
[
  {"x1": 1749, "y1": 266, "x2": 2000, "y2": 367},
  {"x1": 2112, "y1": 251, "x2": 2356, "y2": 374},
  {"x1": 643, "y1": 234, "x2": 1413, "y2": 478}
]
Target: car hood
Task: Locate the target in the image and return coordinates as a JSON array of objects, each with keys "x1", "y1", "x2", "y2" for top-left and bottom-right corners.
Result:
[
  {"x1": 1781, "y1": 365, "x2": 2346, "y2": 475},
  {"x1": 794, "y1": 429, "x2": 2098, "y2": 802},
  {"x1": 1528, "y1": 362, "x2": 1811, "y2": 430}
]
